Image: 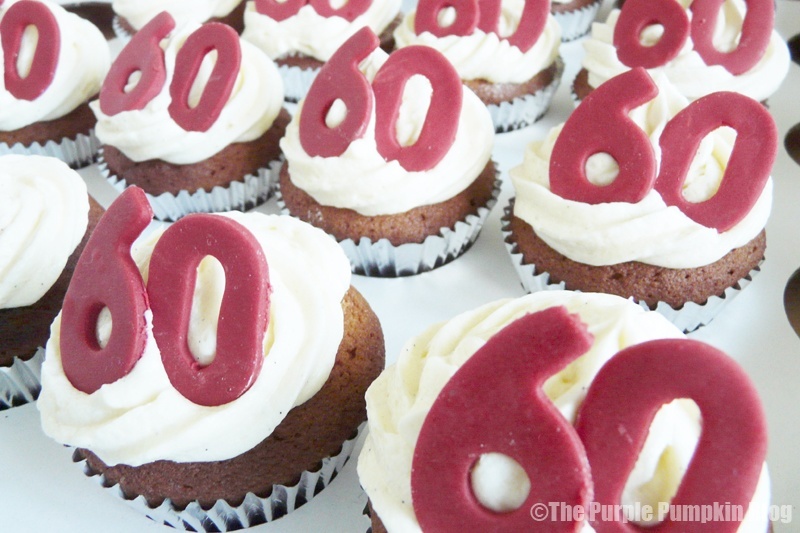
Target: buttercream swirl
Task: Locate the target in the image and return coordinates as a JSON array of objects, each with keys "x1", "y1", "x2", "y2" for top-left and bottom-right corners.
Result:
[
  {"x1": 509, "y1": 77, "x2": 772, "y2": 269},
  {"x1": 393, "y1": 0, "x2": 561, "y2": 84},
  {"x1": 38, "y1": 213, "x2": 351, "y2": 466},
  {"x1": 112, "y1": 0, "x2": 243, "y2": 32},
  {"x1": 90, "y1": 23, "x2": 283, "y2": 165},
  {"x1": 280, "y1": 48, "x2": 494, "y2": 217},
  {"x1": 0, "y1": 155, "x2": 88, "y2": 309},
  {"x1": 0, "y1": 0, "x2": 110, "y2": 131},
  {"x1": 241, "y1": 0, "x2": 401, "y2": 62},
  {"x1": 581, "y1": 0, "x2": 790, "y2": 102},
  {"x1": 357, "y1": 291, "x2": 770, "y2": 533}
]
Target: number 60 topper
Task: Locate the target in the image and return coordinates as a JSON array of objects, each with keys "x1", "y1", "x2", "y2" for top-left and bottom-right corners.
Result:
[
  {"x1": 549, "y1": 67, "x2": 777, "y2": 233},
  {"x1": 59, "y1": 186, "x2": 272, "y2": 407},
  {"x1": 411, "y1": 306, "x2": 767, "y2": 532},
  {"x1": 98, "y1": 11, "x2": 242, "y2": 133}
]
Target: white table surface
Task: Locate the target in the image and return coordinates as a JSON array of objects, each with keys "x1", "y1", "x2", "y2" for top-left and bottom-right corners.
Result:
[{"x1": 3, "y1": 1, "x2": 800, "y2": 531}]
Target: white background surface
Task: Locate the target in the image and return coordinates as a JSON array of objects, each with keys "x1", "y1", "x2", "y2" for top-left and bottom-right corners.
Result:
[{"x1": 2, "y1": 0, "x2": 800, "y2": 531}]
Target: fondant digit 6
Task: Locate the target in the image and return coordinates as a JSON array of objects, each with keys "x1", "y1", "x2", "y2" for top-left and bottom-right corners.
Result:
[
  {"x1": 168, "y1": 23, "x2": 241, "y2": 133},
  {"x1": 147, "y1": 215, "x2": 271, "y2": 407},
  {"x1": 372, "y1": 45, "x2": 462, "y2": 172},
  {"x1": 613, "y1": 0, "x2": 689, "y2": 69},
  {"x1": 414, "y1": 0, "x2": 479, "y2": 38},
  {"x1": 550, "y1": 68, "x2": 658, "y2": 204},
  {"x1": 60, "y1": 187, "x2": 153, "y2": 395},
  {"x1": 1, "y1": 0, "x2": 60, "y2": 101},
  {"x1": 99, "y1": 12, "x2": 174, "y2": 116},
  {"x1": 575, "y1": 339, "x2": 767, "y2": 533},
  {"x1": 412, "y1": 307, "x2": 594, "y2": 531},
  {"x1": 300, "y1": 27, "x2": 377, "y2": 158},
  {"x1": 654, "y1": 91, "x2": 777, "y2": 232}
]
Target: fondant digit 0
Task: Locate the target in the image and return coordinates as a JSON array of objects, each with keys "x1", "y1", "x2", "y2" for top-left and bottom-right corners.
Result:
[
  {"x1": 168, "y1": 22, "x2": 241, "y2": 133},
  {"x1": 309, "y1": 0, "x2": 371, "y2": 22},
  {"x1": 60, "y1": 187, "x2": 153, "y2": 395},
  {"x1": 1, "y1": 0, "x2": 60, "y2": 101},
  {"x1": 372, "y1": 45, "x2": 462, "y2": 172},
  {"x1": 147, "y1": 214, "x2": 271, "y2": 407},
  {"x1": 654, "y1": 91, "x2": 776, "y2": 232},
  {"x1": 575, "y1": 339, "x2": 767, "y2": 533},
  {"x1": 411, "y1": 307, "x2": 594, "y2": 531},
  {"x1": 299, "y1": 27, "x2": 377, "y2": 158},
  {"x1": 690, "y1": 0, "x2": 773, "y2": 76},
  {"x1": 550, "y1": 68, "x2": 658, "y2": 204},
  {"x1": 99, "y1": 12, "x2": 174, "y2": 116},
  {"x1": 254, "y1": 0, "x2": 307, "y2": 22},
  {"x1": 613, "y1": 0, "x2": 690, "y2": 69},
  {"x1": 414, "y1": 0, "x2": 479, "y2": 38},
  {"x1": 499, "y1": 0, "x2": 549, "y2": 53}
]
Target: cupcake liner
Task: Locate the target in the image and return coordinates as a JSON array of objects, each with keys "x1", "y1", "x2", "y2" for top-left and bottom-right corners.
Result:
[
  {"x1": 0, "y1": 348, "x2": 44, "y2": 410},
  {"x1": 111, "y1": 15, "x2": 132, "y2": 41},
  {"x1": 99, "y1": 150, "x2": 282, "y2": 222},
  {"x1": 500, "y1": 201, "x2": 762, "y2": 333},
  {"x1": 0, "y1": 130, "x2": 99, "y2": 169},
  {"x1": 277, "y1": 62, "x2": 321, "y2": 104},
  {"x1": 552, "y1": 0, "x2": 603, "y2": 42},
  {"x1": 490, "y1": 57, "x2": 564, "y2": 133},
  {"x1": 277, "y1": 171, "x2": 501, "y2": 277},
  {"x1": 73, "y1": 424, "x2": 364, "y2": 531}
]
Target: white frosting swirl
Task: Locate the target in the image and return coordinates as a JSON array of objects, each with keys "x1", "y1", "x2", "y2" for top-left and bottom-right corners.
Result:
[
  {"x1": 90, "y1": 23, "x2": 284, "y2": 165},
  {"x1": 0, "y1": 0, "x2": 110, "y2": 131},
  {"x1": 241, "y1": 0, "x2": 401, "y2": 62},
  {"x1": 38, "y1": 213, "x2": 351, "y2": 466},
  {"x1": 581, "y1": 0, "x2": 790, "y2": 102},
  {"x1": 357, "y1": 291, "x2": 770, "y2": 533},
  {"x1": 280, "y1": 48, "x2": 494, "y2": 217},
  {"x1": 393, "y1": 0, "x2": 561, "y2": 83},
  {"x1": 509, "y1": 77, "x2": 772, "y2": 269},
  {"x1": 0, "y1": 155, "x2": 88, "y2": 309},
  {"x1": 112, "y1": 0, "x2": 243, "y2": 31}
]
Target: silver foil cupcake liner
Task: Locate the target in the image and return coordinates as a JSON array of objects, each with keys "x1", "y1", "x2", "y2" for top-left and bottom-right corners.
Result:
[
  {"x1": 501, "y1": 201, "x2": 761, "y2": 333},
  {"x1": 277, "y1": 172, "x2": 501, "y2": 277},
  {"x1": 0, "y1": 348, "x2": 44, "y2": 410},
  {"x1": 73, "y1": 423, "x2": 364, "y2": 531},
  {"x1": 278, "y1": 62, "x2": 321, "y2": 103},
  {"x1": 552, "y1": 0, "x2": 603, "y2": 41},
  {"x1": 111, "y1": 15, "x2": 132, "y2": 41},
  {"x1": 0, "y1": 131, "x2": 99, "y2": 169},
  {"x1": 98, "y1": 150, "x2": 282, "y2": 222},
  {"x1": 490, "y1": 57, "x2": 564, "y2": 133}
]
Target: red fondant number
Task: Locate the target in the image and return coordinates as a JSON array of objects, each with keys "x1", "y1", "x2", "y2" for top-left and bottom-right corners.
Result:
[
  {"x1": 254, "y1": 0, "x2": 371, "y2": 22},
  {"x1": 551, "y1": 68, "x2": 658, "y2": 204},
  {"x1": 168, "y1": 23, "x2": 241, "y2": 133},
  {"x1": 148, "y1": 215, "x2": 271, "y2": 407},
  {"x1": 550, "y1": 67, "x2": 777, "y2": 231},
  {"x1": 60, "y1": 187, "x2": 272, "y2": 406},
  {"x1": 1, "y1": 0, "x2": 60, "y2": 101},
  {"x1": 414, "y1": 0, "x2": 548, "y2": 53},
  {"x1": 60, "y1": 188, "x2": 153, "y2": 394},
  {"x1": 300, "y1": 27, "x2": 462, "y2": 171},
  {"x1": 614, "y1": 0, "x2": 773, "y2": 74},
  {"x1": 412, "y1": 307, "x2": 594, "y2": 531},
  {"x1": 100, "y1": 14, "x2": 243, "y2": 133},
  {"x1": 613, "y1": 0, "x2": 689, "y2": 69},
  {"x1": 575, "y1": 339, "x2": 767, "y2": 532}
]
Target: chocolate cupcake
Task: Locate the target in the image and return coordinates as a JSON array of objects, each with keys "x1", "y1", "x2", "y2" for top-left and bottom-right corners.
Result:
[
  {"x1": 0, "y1": 0, "x2": 110, "y2": 167},
  {"x1": 38, "y1": 187, "x2": 385, "y2": 529},
  {"x1": 551, "y1": 0, "x2": 603, "y2": 41}
]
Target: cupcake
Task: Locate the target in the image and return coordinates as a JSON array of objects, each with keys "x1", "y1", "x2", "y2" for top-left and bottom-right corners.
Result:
[
  {"x1": 92, "y1": 12, "x2": 289, "y2": 221},
  {"x1": 358, "y1": 290, "x2": 771, "y2": 532},
  {"x1": 0, "y1": 0, "x2": 110, "y2": 167},
  {"x1": 505, "y1": 68, "x2": 776, "y2": 332},
  {"x1": 392, "y1": 0, "x2": 563, "y2": 131},
  {"x1": 37, "y1": 186, "x2": 385, "y2": 530},
  {"x1": 112, "y1": 0, "x2": 247, "y2": 39},
  {"x1": 0, "y1": 154, "x2": 102, "y2": 409},
  {"x1": 241, "y1": 0, "x2": 402, "y2": 102},
  {"x1": 551, "y1": 0, "x2": 603, "y2": 41},
  {"x1": 573, "y1": 0, "x2": 790, "y2": 104},
  {"x1": 278, "y1": 27, "x2": 499, "y2": 276}
]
